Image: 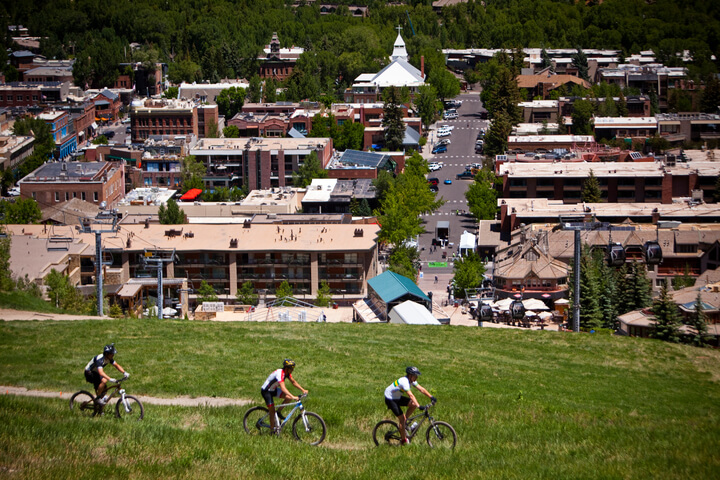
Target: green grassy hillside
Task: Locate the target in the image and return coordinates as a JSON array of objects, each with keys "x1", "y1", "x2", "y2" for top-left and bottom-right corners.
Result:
[{"x1": 1, "y1": 319, "x2": 718, "y2": 479}]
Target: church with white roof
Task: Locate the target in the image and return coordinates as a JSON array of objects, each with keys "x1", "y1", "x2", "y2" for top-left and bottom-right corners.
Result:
[{"x1": 344, "y1": 28, "x2": 427, "y2": 103}]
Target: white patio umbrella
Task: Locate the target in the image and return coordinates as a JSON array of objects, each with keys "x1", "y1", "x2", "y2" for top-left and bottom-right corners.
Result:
[
  {"x1": 524, "y1": 310, "x2": 536, "y2": 317},
  {"x1": 538, "y1": 311, "x2": 553, "y2": 320},
  {"x1": 162, "y1": 307, "x2": 177, "y2": 317},
  {"x1": 495, "y1": 298, "x2": 513, "y2": 311},
  {"x1": 523, "y1": 298, "x2": 550, "y2": 310}
]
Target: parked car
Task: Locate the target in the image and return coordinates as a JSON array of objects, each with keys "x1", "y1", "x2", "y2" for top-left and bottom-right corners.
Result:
[
  {"x1": 428, "y1": 162, "x2": 442, "y2": 171},
  {"x1": 437, "y1": 128, "x2": 451, "y2": 137},
  {"x1": 427, "y1": 177, "x2": 439, "y2": 186},
  {"x1": 443, "y1": 111, "x2": 458, "y2": 120},
  {"x1": 440, "y1": 124, "x2": 455, "y2": 131},
  {"x1": 103, "y1": 130, "x2": 115, "y2": 139},
  {"x1": 444, "y1": 178, "x2": 453, "y2": 185},
  {"x1": 438, "y1": 139, "x2": 451, "y2": 146},
  {"x1": 431, "y1": 144, "x2": 447, "y2": 154},
  {"x1": 125, "y1": 126, "x2": 132, "y2": 133},
  {"x1": 8, "y1": 187, "x2": 20, "y2": 196},
  {"x1": 456, "y1": 170, "x2": 475, "y2": 180}
]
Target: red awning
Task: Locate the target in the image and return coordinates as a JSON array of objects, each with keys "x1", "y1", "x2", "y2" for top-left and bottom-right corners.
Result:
[{"x1": 179, "y1": 188, "x2": 202, "y2": 201}]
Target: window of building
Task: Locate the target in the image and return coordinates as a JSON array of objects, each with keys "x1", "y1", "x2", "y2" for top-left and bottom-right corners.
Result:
[
  {"x1": 93, "y1": 192, "x2": 98, "y2": 202},
  {"x1": 55, "y1": 192, "x2": 59, "y2": 202},
  {"x1": 65, "y1": 192, "x2": 69, "y2": 201},
  {"x1": 81, "y1": 192, "x2": 86, "y2": 201}
]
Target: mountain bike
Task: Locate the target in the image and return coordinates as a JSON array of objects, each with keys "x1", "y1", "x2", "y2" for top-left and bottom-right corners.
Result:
[
  {"x1": 243, "y1": 393, "x2": 326, "y2": 446},
  {"x1": 373, "y1": 400, "x2": 456, "y2": 449},
  {"x1": 69, "y1": 377, "x2": 144, "y2": 420}
]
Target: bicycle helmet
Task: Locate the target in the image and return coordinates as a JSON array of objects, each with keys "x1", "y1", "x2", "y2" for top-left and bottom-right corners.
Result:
[
  {"x1": 406, "y1": 366, "x2": 421, "y2": 376},
  {"x1": 283, "y1": 359, "x2": 296, "y2": 369},
  {"x1": 103, "y1": 343, "x2": 117, "y2": 356}
]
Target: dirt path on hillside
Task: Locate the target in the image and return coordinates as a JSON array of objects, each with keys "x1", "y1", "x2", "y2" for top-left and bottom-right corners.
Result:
[
  {"x1": 0, "y1": 309, "x2": 107, "y2": 321},
  {"x1": 1, "y1": 385, "x2": 252, "y2": 408}
]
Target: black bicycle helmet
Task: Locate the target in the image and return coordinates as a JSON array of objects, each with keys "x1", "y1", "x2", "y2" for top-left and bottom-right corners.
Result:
[
  {"x1": 406, "y1": 366, "x2": 421, "y2": 376},
  {"x1": 103, "y1": 343, "x2": 117, "y2": 355},
  {"x1": 283, "y1": 358, "x2": 296, "y2": 369}
]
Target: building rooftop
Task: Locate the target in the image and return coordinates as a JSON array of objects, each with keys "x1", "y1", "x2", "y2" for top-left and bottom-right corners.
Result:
[
  {"x1": 20, "y1": 161, "x2": 109, "y2": 182},
  {"x1": 191, "y1": 137, "x2": 330, "y2": 153},
  {"x1": 6, "y1": 222, "x2": 380, "y2": 254},
  {"x1": 498, "y1": 160, "x2": 720, "y2": 178}
]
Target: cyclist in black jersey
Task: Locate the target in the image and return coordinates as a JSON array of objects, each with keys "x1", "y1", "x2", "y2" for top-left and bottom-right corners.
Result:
[{"x1": 84, "y1": 343, "x2": 128, "y2": 405}]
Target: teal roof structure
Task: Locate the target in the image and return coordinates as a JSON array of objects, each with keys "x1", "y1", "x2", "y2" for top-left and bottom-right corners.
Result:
[{"x1": 367, "y1": 271, "x2": 430, "y2": 304}]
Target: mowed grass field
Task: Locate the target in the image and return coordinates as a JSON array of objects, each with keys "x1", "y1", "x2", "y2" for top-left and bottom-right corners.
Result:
[{"x1": 0, "y1": 319, "x2": 719, "y2": 479}]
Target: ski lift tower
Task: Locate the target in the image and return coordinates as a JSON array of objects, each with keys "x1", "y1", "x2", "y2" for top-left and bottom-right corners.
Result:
[
  {"x1": 558, "y1": 216, "x2": 660, "y2": 333},
  {"x1": 142, "y1": 249, "x2": 177, "y2": 319},
  {"x1": 80, "y1": 210, "x2": 120, "y2": 317}
]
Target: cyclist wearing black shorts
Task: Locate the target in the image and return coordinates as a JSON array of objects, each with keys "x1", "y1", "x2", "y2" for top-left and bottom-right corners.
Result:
[
  {"x1": 261, "y1": 359, "x2": 308, "y2": 432},
  {"x1": 384, "y1": 366, "x2": 435, "y2": 444},
  {"x1": 84, "y1": 343, "x2": 128, "y2": 405}
]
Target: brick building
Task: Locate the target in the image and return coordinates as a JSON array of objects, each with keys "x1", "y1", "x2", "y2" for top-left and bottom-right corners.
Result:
[
  {"x1": 0, "y1": 81, "x2": 70, "y2": 107},
  {"x1": 37, "y1": 110, "x2": 77, "y2": 159},
  {"x1": 92, "y1": 89, "x2": 122, "y2": 122},
  {"x1": 131, "y1": 99, "x2": 219, "y2": 142},
  {"x1": 19, "y1": 161, "x2": 125, "y2": 207},
  {"x1": 190, "y1": 137, "x2": 333, "y2": 190}
]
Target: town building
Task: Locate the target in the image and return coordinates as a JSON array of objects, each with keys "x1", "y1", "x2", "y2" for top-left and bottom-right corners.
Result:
[
  {"x1": 18, "y1": 161, "x2": 124, "y2": 207},
  {"x1": 516, "y1": 71, "x2": 591, "y2": 99},
  {"x1": 258, "y1": 33, "x2": 303, "y2": 82},
  {"x1": 130, "y1": 98, "x2": 219, "y2": 142},
  {"x1": 656, "y1": 113, "x2": 720, "y2": 144},
  {"x1": 0, "y1": 134, "x2": 35, "y2": 171},
  {"x1": 0, "y1": 81, "x2": 70, "y2": 108},
  {"x1": 177, "y1": 80, "x2": 250, "y2": 104},
  {"x1": 593, "y1": 116, "x2": 658, "y2": 142},
  {"x1": 301, "y1": 178, "x2": 377, "y2": 214},
  {"x1": 22, "y1": 65, "x2": 73, "y2": 83},
  {"x1": 38, "y1": 110, "x2": 77, "y2": 160},
  {"x1": 68, "y1": 100, "x2": 96, "y2": 146},
  {"x1": 345, "y1": 31, "x2": 426, "y2": 103},
  {"x1": 506, "y1": 134, "x2": 596, "y2": 153},
  {"x1": 5, "y1": 219, "x2": 380, "y2": 303},
  {"x1": 92, "y1": 89, "x2": 122, "y2": 123},
  {"x1": 114, "y1": 62, "x2": 165, "y2": 96},
  {"x1": 497, "y1": 159, "x2": 719, "y2": 205},
  {"x1": 189, "y1": 137, "x2": 333, "y2": 190}
]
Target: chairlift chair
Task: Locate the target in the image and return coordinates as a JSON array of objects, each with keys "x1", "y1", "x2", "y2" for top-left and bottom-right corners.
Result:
[{"x1": 46, "y1": 224, "x2": 74, "y2": 251}]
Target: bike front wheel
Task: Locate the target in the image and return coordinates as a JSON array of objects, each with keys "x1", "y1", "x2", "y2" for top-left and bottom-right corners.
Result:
[
  {"x1": 426, "y1": 421, "x2": 457, "y2": 449},
  {"x1": 292, "y1": 411, "x2": 326, "y2": 446},
  {"x1": 69, "y1": 390, "x2": 97, "y2": 417},
  {"x1": 372, "y1": 420, "x2": 402, "y2": 446},
  {"x1": 115, "y1": 395, "x2": 144, "y2": 420},
  {"x1": 243, "y1": 406, "x2": 271, "y2": 436}
]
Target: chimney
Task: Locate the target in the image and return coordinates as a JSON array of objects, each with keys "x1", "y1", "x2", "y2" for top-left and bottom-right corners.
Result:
[{"x1": 421, "y1": 56, "x2": 425, "y2": 78}]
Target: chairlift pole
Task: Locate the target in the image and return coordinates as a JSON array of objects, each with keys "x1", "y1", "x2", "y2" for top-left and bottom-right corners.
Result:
[
  {"x1": 143, "y1": 249, "x2": 176, "y2": 319},
  {"x1": 573, "y1": 229, "x2": 581, "y2": 333},
  {"x1": 82, "y1": 211, "x2": 119, "y2": 317}
]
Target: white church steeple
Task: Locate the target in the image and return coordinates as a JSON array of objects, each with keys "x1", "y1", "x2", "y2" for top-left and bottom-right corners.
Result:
[{"x1": 390, "y1": 26, "x2": 408, "y2": 62}]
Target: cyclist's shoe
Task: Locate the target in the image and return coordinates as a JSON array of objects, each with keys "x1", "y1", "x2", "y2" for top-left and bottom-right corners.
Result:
[
  {"x1": 272, "y1": 427, "x2": 281, "y2": 436},
  {"x1": 96, "y1": 396, "x2": 108, "y2": 406},
  {"x1": 402, "y1": 438, "x2": 411, "y2": 445}
]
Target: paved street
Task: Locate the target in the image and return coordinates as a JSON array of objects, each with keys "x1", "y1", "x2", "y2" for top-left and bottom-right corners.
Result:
[{"x1": 418, "y1": 92, "x2": 489, "y2": 277}]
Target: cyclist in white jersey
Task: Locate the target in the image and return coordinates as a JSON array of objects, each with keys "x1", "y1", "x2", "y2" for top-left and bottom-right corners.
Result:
[
  {"x1": 384, "y1": 366, "x2": 435, "y2": 444},
  {"x1": 84, "y1": 343, "x2": 129, "y2": 405},
  {"x1": 261, "y1": 359, "x2": 308, "y2": 432}
]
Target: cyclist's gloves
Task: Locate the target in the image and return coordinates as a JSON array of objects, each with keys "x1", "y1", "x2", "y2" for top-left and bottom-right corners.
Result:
[
  {"x1": 123, "y1": 372, "x2": 130, "y2": 379},
  {"x1": 431, "y1": 396, "x2": 437, "y2": 403},
  {"x1": 109, "y1": 378, "x2": 117, "y2": 383}
]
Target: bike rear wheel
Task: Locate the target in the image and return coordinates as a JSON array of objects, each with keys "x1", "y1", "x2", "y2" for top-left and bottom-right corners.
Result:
[
  {"x1": 426, "y1": 421, "x2": 457, "y2": 449},
  {"x1": 292, "y1": 411, "x2": 326, "y2": 446},
  {"x1": 243, "y1": 406, "x2": 271, "y2": 436},
  {"x1": 115, "y1": 395, "x2": 144, "y2": 420},
  {"x1": 372, "y1": 420, "x2": 403, "y2": 446},
  {"x1": 69, "y1": 390, "x2": 97, "y2": 417}
]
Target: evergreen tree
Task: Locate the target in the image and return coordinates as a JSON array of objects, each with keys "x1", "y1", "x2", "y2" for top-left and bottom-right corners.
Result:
[
  {"x1": 700, "y1": 75, "x2": 720, "y2": 114},
  {"x1": 572, "y1": 47, "x2": 590, "y2": 82},
  {"x1": 540, "y1": 48, "x2": 553, "y2": 71},
  {"x1": 247, "y1": 75, "x2": 262, "y2": 103},
  {"x1": 357, "y1": 198, "x2": 372, "y2": 217},
  {"x1": 617, "y1": 91, "x2": 629, "y2": 117},
  {"x1": 158, "y1": 199, "x2": 187, "y2": 224},
  {"x1": 595, "y1": 251, "x2": 619, "y2": 329},
  {"x1": 264, "y1": 78, "x2": 278, "y2": 103},
  {"x1": 651, "y1": 284, "x2": 681, "y2": 343},
  {"x1": 578, "y1": 245, "x2": 603, "y2": 330},
  {"x1": 382, "y1": 87, "x2": 406, "y2": 151},
  {"x1": 571, "y1": 99, "x2": 595, "y2": 135},
  {"x1": 236, "y1": 281, "x2": 258, "y2": 306},
  {"x1": 685, "y1": 294, "x2": 710, "y2": 347},
  {"x1": 629, "y1": 262, "x2": 652, "y2": 311},
  {"x1": 484, "y1": 111, "x2": 513, "y2": 158},
  {"x1": 581, "y1": 169, "x2": 602, "y2": 203},
  {"x1": 672, "y1": 264, "x2": 695, "y2": 290}
]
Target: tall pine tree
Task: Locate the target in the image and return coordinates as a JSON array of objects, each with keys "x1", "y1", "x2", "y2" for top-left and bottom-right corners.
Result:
[{"x1": 650, "y1": 284, "x2": 681, "y2": 343}]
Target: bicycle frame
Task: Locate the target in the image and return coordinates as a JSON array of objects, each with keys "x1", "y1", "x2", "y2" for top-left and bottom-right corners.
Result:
[
  {"x1": 98, "y1": 378, "x2": 133, "y2": 413},
  {"x1": 270, "y1": 395, "x2": 308, "y2": 431},
  {"x1": 405, "y1": 403, "x2": 436, "y2": 439}
]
